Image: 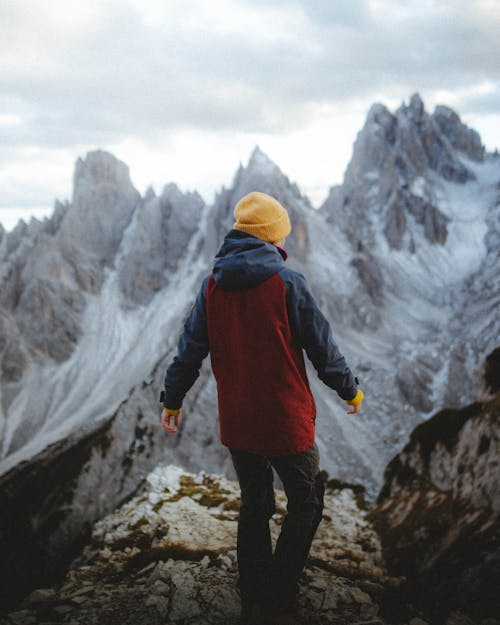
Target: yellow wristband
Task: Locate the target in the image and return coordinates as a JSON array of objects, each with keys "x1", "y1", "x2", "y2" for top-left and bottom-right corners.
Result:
[
  {"x1": 163, "y1": 407, "x2": 181, "y2": 415},
  {"x1": 345, "y1": 389, "x2": 364, "y2": 406}
]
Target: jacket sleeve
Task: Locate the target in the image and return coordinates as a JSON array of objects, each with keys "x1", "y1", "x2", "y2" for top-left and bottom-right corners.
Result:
[
  {"x1": 281, "y1": 269, "x2": 358, "y2": 400},
  {"x1": 162, "y1": 277, "x2": 210, "y2": 409}
]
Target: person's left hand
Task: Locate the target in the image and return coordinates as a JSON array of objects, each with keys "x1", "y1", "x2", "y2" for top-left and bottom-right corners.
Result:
[{"x1": 162, "y1": 407, "x2": 181, "y2": 433}]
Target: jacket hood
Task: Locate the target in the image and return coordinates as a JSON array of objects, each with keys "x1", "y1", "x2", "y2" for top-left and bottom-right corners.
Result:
[{"x1": 212, "y1": 230, "x2": 286, "y2": 290}]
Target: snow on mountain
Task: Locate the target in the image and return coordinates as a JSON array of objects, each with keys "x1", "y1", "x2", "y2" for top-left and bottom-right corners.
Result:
[
  {"x1": 316, "y1": 94, "x2": 499, "y2": 486},
  {"x1": 0, "y1": 94, "x2": 498, "y2": 504},
  {"x1": 0, "y1": 168, "x2": 211, "y2": 473}
]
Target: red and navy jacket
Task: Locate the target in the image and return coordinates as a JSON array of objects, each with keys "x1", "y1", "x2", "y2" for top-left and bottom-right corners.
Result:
[{"x1": 163, "y1": 230, "x2": 358, "y2": 456}]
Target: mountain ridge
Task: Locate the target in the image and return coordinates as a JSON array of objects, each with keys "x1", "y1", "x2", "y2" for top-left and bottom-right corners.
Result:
[
  {"x1": 1, "y1": 94, "x2": 498, "y2": 485},
  {"x1": 0, "y1": 93, "x2": 498, "y2": 619}
]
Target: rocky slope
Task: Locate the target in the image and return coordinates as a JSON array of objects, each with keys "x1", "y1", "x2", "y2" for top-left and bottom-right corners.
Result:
[
  {"x1": 3, "y1": 465, "x2": 498, "y2": 625},
  {"x1": 369, "y1": 349, "x2": 500, "y2": 624},
  {"x1": 0, "y1": 465, "x2": 407, "y2": 625}
]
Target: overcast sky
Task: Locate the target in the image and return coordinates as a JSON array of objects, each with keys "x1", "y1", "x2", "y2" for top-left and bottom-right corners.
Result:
[{"x1": 1, "y1": 0, "x2": 499, "y2": 231}]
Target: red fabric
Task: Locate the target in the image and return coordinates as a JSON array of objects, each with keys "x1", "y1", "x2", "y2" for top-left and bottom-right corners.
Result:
[{"x1": 206, "y1": 274, "x2": 316, "y2": 455}]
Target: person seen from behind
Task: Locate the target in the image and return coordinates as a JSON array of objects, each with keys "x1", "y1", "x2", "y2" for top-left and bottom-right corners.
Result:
[{"x1": 161, "y1": 191, "x2": 364, "y2": 625}]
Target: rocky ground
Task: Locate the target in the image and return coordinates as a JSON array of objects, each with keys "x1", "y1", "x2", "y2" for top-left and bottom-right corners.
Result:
[{"x1": 2, "y1": 466, "x2": 496, "y2": 625}]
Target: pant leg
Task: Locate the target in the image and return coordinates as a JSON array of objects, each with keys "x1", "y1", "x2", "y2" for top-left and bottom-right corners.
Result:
[
  {"x1": 269, "y1": 444, "x2": 324, "y2": 609},
  {"x1": 230, "y1": 449, "x2": 276, "y2": 609}
]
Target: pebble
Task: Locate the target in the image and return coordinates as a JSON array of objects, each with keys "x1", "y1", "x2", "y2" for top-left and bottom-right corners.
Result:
[
  {"x1": 219, "y1": 555, "x2": 232, "y2": 569},
  {"x1": 26, "y1": 588, "x2": 56, "y2": 603},
  {"x1": 322, "y1": 590, "x2": 338, "y2": 611},
  {"x1": 136, "y1": 561, "x2": 157, "y2": 576},
  {"x1": 52, "y1": 605, "x2": 74, "y2": 615},
  {"x1": 200, "y1": 555, "x2": 210, "y2": 569},
  {"x1": 151, "y1": 579, "x2": 170, "y2": 595},
  {"x1": 350, "y1": 587, "x2": 373, "y2": 604},
  {"x1": 445, "y1": 613, "x2": 476, "y2": 625},
  {"x1": 7, "y1": 610, "x2": 37, "y2": 625}
]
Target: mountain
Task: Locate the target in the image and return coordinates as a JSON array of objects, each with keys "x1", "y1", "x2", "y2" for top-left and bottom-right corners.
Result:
[
  {"x1": 0, "y1": 94, "x2": 499, "y2": 608},
  {"x1": 369, "y1": 347, "x2": 500, "y2": 623}
]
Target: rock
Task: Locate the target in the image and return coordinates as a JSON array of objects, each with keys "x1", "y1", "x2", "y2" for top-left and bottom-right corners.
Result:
[
  {"x1": 405, "y1": 194, "x2": 449, "y2": 244},
  {"x1": 6, "y1": 610, "x2": 37, "y2": 625},
  {"x1": 350, "y1": 587, "x2": 373, "y2": 604},
  {"x1": 370, "y1": 355, "x2": 500, "y2": 623},
  {"x1": 433, "y1": 106, "x2": 485, "y2": 162},
  {"x1": 25, "y1": 588, "x2": 57, "y2": 604},
  {"x1": 445, "y1": 613, "x2": 477, "y2": 625},
  {"x1": 59, "y1": 150, "x2": 140, "y2": 289},
  {"x1": 52, "y1": 604, "x2": 74, "y2": 614},
  {"x1": 361, "y1": 603, "x2": 380, "y2": 618},
  {"x1": 151, "y1": 579, "x2": 170, "y2": 596},
  {"x1": 69, "y1": 595, "x2": 90, "y2": 605},
  {"x1": 409, "y1": 618, "x2": 430, "y2": 625},
  {"x1": 0, "y1": 467, "x2": 403, "y2": 625},
  {"x1": 117, "y1": 185, "x2": 205, "y2": 308},
  {"x1": 145, "y1": 594, "x2": 170, "y2": 617},
  {"x1": 321, "y1": 588, "x2": 339, "y2": 611},
  {"x1": 169, "y1": 568, "x2": 202, "y2": 621}
]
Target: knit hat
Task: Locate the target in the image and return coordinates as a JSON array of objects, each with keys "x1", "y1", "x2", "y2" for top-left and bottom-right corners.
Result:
[{"x1": 233, "y1": 192, "x2": 291, "y2": 243}]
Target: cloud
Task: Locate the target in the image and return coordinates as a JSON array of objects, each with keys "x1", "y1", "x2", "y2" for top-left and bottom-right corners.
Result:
[
  {"x1": 2, "y1": 0, "x2": 499, "y2": 152},
  {"x1": 1, "y1": 0, "x2": 499, "y2": 230}
]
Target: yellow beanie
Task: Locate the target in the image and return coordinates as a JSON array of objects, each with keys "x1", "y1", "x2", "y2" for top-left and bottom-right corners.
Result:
[{"x1": 233, "y1": 192, "x2": 291, "y2": 243}]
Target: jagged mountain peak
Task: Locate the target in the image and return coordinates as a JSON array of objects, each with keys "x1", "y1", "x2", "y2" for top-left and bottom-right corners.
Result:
[
  {"x1": 400, "y1": 92, "x2": 425, "y2": 120},
  {"x1": 432, "y1": 104, "x2": 485, "y2": 162},
  {"x1": 73, "y1": 149, "x2": 133, "y2": 192},
  {"x1": 246, "y1": 145, "x2": 281, "y2": 177},
  {"x1": 322, "y1": 94, "x2": 491, "y2": 254},
  {"x1": 211, "y1": 146, "x2": 313, "y2": 261},
  {"x1": 58, "y1": 150, "x2": 141, "y2": 288},
  {"x1": 348, "y1": 93, "x2": 478, "y2": 187}
]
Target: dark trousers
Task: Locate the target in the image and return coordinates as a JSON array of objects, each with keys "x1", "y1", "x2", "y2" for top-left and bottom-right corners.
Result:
[{"x1": 230, "y1": 444, "x2": 325, "y2": 610}]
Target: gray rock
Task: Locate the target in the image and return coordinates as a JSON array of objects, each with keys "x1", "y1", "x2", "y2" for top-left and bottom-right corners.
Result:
[
  {"x1": 433, "y1": 106, "x2": 485, "y2": 162},
  {"x1": 117, "y1": 185, "x2": 205, "y2": 308},
  {"x1": 372, "y1": 358, "x2": 500, "y2": 621},
  {"x1": 405, "y1": 194, "x2": 449, "y2": 244},
  {"x1": 384, "y1": 195, "x2": 407, "y2": 249},
  {"x1": 7, "y1": 610, "x2": 37, "y2": 624},
  {"x1": 15, "y1": 280, "x2": 85, "y2": 363},
  {"x1": 26, "y1": 588, "x2": 57, "y2": 603}
]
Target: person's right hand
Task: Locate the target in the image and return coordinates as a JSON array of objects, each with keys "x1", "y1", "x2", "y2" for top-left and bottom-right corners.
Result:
[
  {"x1": 346, "y1": 389, "x2": 363, "y2": 414},
  {"x1": 162, "y1": 407, "x2": 181, "y2": 433}
]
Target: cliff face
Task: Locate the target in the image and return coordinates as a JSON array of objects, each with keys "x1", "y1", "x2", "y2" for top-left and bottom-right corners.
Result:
[
  {"x1": 369, "y1": 350, "x2": 500, "y2": 623},
  {"x1": 0, "y1": 465, "x2": 403, "y2": 624}
]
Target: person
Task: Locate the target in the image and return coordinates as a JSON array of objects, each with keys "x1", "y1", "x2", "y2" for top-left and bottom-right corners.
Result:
[{"x1": 160, "y1": 191, "x2": 363, "y2": 625}]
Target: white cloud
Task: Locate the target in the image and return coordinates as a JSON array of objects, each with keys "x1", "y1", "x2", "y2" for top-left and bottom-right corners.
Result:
[{"x1": 0, "y1": 0, "x2": 499, "y2": 231}]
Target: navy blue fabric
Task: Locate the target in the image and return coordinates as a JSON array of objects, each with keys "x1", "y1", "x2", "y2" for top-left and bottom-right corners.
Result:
[
  {"x1": 162, "y1": 276, "x2": 210, "y2": 409},
  {"x1": 278, "y1": 267, "x2": 358, "y2": 400},
  {"x1": 212, "y1": 229, "x2": 285, "y2": 290},
  {"x1": 162, "y1": 230, "x2": 358, "y2": 408}
]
